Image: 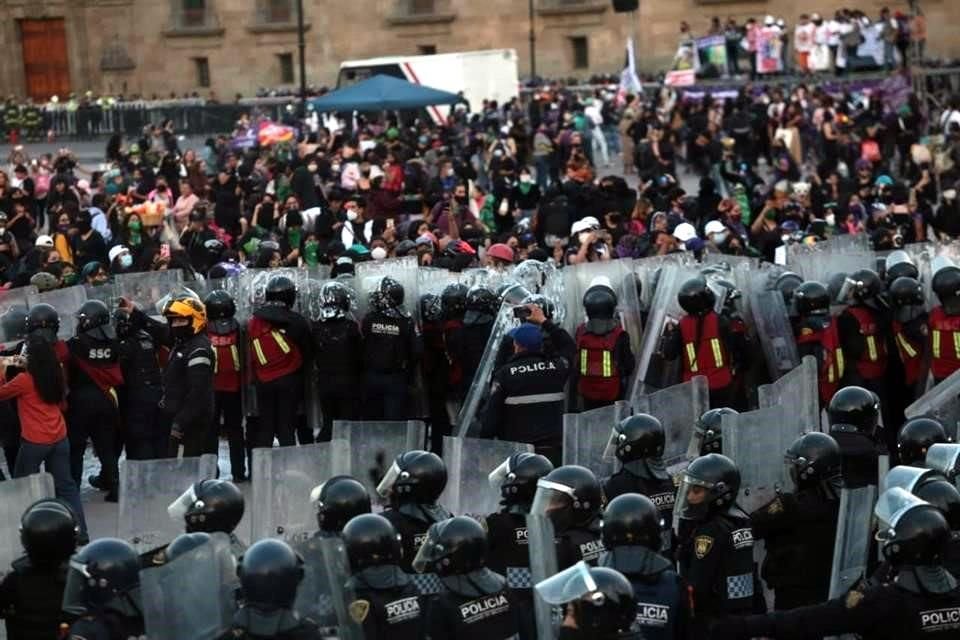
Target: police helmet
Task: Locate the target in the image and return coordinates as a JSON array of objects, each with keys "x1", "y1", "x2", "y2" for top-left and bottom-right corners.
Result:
[
  {"x1": 932, "y1": 265, "x2": 960, "y2": 312},
  {"x1": 601, "y1": 493, "x2": 662, "y2": 551},
  {"x1": 609, "y1": 414, "x2": 665, "y2": 463},
  {"x1": 695, "y1": 408, "x2": 738, "y2": 456},
  {"x1": 311, "y1": 476, "x2": 371, "y2": 533},
  {"x1": 875, "y1": 488, "x2": 951, "y2": 566},
  {"x1": 1, "y1": 306, "x2": 27, "y2": 341},
  {"x1": 677, "y1": 277, "x2": 715, "y2": 316},
  {"x1": 25, "y1": 303, "x2": 59, "y2": 341},
  {"x1": 793, "y1": 281, "x2": 830, "y2": 316},
  {"x1": 532, "y1": 465, "x2": 603, "y2": 533},
  {"x1": 204, "y1": 290, "x2": 237, "y2": 321},
  {"x1": 265, "y1": 275, "x2": 297, "y2": 308},
  {"x1": 371, "y1": 277, "x2": 404, "y2": 312},
  {"x1": 412, "y1": 516, "x2": 487, "y2": 577},
  {"x1": 888, "y1": 277, "x2": 925, "y2": 309},
  {"x1": 537, "y1": 564, "x2": 636, "y2": 636},
  {"x1": 112, "y1": 309, "x2": 134, "y2": 340},
  {"x1": 238, "y1": 539, "x2": 304, "y2": 611},
  {"x1": 898, "y1": 418, "x2": 950, "y2": 466},
  {"x1": 828, "y1": 386, "x2": 880, "y2": 437},
  {"x1": 76, "y1": 300, "x2": 115, "y2": 341},
  {"x1": 420, "y1": 293, "x2": 443, "y2": 323},
  {"x1": 377, "y1": 450, "x2": 447, "y2": 505},
  {"x1": 464, "y1": 285, "x2": 499, "y2": 324},
  {"x1": 165, "y1": 532, "x2": 212, "y2": 563},
  {"x1": 677, "y1": 453, "x2": 740, "y2": 521},
  {"x1": 63, "y1": 538, "x2": 140, "y2": 612},
  {"x1": 774, "y1": 272, "x2": 804, "y2": 306},
  {"x1": 319, "y1": 281, "x2": 353, "y2": 320},
  {"x1": 850, "y1": 269, "x2": 884, "y2": 303},
  {"x1": 20, "y1": 499, "x2": 78, "y2": 566},
  {"x1": 522, "y1": 293, "x2": 555, "y2": 320},
  {"x1": 343, "y1": 514, "x2": 403, "y2": 571},
  {"x1": 488, "y1": 452, "x2": 554, "y2": 508},
  {"x1": 440, "y1": 283, "x2": 469, "y2": 320},
  {"x1": 785, "y1": 432, "x2": 842, "y2": 490},
  {"x1": 168, "y1": 479, "x2": 245, "y2": 534},
  {"x1": 583, "y1": 284, "x2": 618, "y2": 321}
]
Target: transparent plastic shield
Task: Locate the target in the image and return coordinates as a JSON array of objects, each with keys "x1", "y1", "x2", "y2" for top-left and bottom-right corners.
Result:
[
  {"x1": 115, "y1": 270, "x2": 186, "y2": 315},
  {"x1": 455, "y1": 304, "x2": 515, "y2": 437},
  {"x1": 235, "y1": 268, "x2": 301, "y2": 323},
  {"x1": 875, "y1": 487, "x2": 927, "y2": 530},
  {"x1": 355, "y1": 256, "x2": 419, "y2": 320},
  {"x1": 535, "y1": 560, "x2": 597, "y2": 605},
  {"x1": 513, "y1": 260, "x2": 567, "y2": 328},
  {"x1": 251, "y1": 440, "x2": 351, "y2": 544},
  {"x1": 299, "y1": 267, "x2": 335, "y2": 322},
  {"x1": 117, "y1": 455, "x2": 219, "y2": 553},
  {"x1": 330, "y1": 420, "x2": 427, "y2": 504},
  {"x1": 925, "y1": 443, "x2": 960, "y2": 485},
  {"x1": 0, "y1": 473, "x2": 55, "y2": 579},
  {"x1": 438, "y1": 436, "x2": 533, "y2": 516},
  {"x1": 562, "y1": 401, "x2": 632, "y2": 480},
  {"x1": 749, "y1": 288, "x2": 799, "y2": 380},
  {"x1": 0, "y1": 286, "x2": 33, "y2": 348},
  {"x1": 27, "y1": 285, "x2": 87, "y2": 339},
  {"x1": 526, "y1": 513, "x2": 559, "y2": 640},
  {"x1": 141, "y1": 532, "x2": 238, "y2": 640},
  {"x1": 757, "y1": 356, "x2": 821, "y2": 433},
  {"x1": 635, "y1": 378, "x2": 710, "y2": 469},
  {"x1": 827, "y1": 485, "x2": 877, "y2": 599},
  {"x1": 880, "y1": 465, "x2": 938, "y2": 494},
  {"x1": 724, "y1": 406, "x2": 807, "y2": 514},
  {"x1": 905, "y1": 367, "x2": 960, "y2": 440},
  {"x1": 293, "y1": 536, "x2": 362, "y2": 639}
]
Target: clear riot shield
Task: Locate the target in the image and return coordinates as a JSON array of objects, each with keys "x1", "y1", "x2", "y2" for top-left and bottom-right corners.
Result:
[
  {"x1": 789, "y1": 248, "x2": 876, "y2": 288},
  {"x1": 250, "y1": 440, "x2": 351, "y2": 544},
  {"x1": 355, "y1": 256, "x2": 419, "y2": 320},
  {"x1": 749, "y1": 288, "x2": 799, "y2": 380},
  {"x1": 117, "y1": 455, "x2": 219, "y2": 553},
  {"x1": 235, "y1": 267, "x2": 303, "y2": 323},
  {"x1": 0, "y1": 473, "x2": 55, "y2": 579},
  {"x1": 905, "y1": 367, "x2": 960, "y2": 440},
  {"x1": 513, "y1": 260, "x2": 567, "y2": 328},
  {"x1": 27, "y1": 285, "x2": 87, "y2": 339},
  {"x1": 294, "y1": 536, "x2": 362, "y2": 640},
  {"x1": 0, "y1": 286, "x2": 34, "y2": 349},
  {"x1": 635, "y1": 378, "x2": 710, "y2": 470},
  {"x1": 526, "y1": 514, "x2": 559, "y2": 640},
  {"x1": 562, "y1": 402, "x2": 632, "y2": 480},
  {"x1": 454, "y1": 303, "x2": 515, "y2": 438},
  {"x1": 330, "y1": 420, "x2": 427, "y2": 504},
  {"x1": 827, "y1": 485, "x2": 878, "y2": 599},
  {"x1": 925, "y1": 443, "x2": 960, "y2": 487},
  {"x1": 724, "y1": 405, "x2": 807, "y2": 514},
  {"x1": 757, "y1": 356, "x2": 821, "y2": 433},
  {"x1": 141, "y1": 532, "x2": 238, "y2": 640},
  {"x1": 115, "y1": 270, "x2": 186, "y2": 315},
  {"x1": 299, "y1": 267, "x2": 334, "y2": 323},
  {"x1": 439, "y1": 436, "x2": 533, "y2": 516}
]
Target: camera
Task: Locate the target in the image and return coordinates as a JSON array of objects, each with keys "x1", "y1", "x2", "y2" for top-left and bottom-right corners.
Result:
[{"x1": 513, "y1": 305, "x2": 532, "y2": 321}]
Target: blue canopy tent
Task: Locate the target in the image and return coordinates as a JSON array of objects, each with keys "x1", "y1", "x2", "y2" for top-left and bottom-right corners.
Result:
[{"x1": 308, "y1": 74, "x2": 462, "y2": 113}]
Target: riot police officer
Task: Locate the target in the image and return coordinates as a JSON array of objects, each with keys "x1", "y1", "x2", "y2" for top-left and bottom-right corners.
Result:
[
  {"x1": 309, "y1": 475, "x2": 371, "y2": 538},
  {"x1": 837, "y1": 269, "x2": 889, "y2": 397},
  {"x1": 929, "y1": 259, "x2": 960, "y2": 384},
  {"x1": 67, "y1": 300, "x2": 123, "y2": 502},
  {"x1": 124, "y1": 292, "x2": 214, "y2": 459},
  {"x1": 414, "y1": 516, "x2": 521, "y2": 639},
  {"x1": 362, "y1": 277, "x2": 419, "y2": 420},
  {"x1": 482, "y1": 309, "x2": 573, "y2": 466},
  {"x1": 574, "y1": 279, "x2": 635, "y2": 409},
  {"x1": 674, "y1": 454, "x2": 760, "y2": 637},
  {"x1": 205, "y1": 290, "x2": 246, "y2": 478},
  {"x1": 750, "y1": 432, "x2": 842, "y2": 609},
  {"x1": 898, "y1": 418, "x2": 950, "y2": 467},
  {"x1": 532, "y1": 465, "x2": 605, "y2": 568},
  {"x1": 602, "y1": 414, "x2": 676, "y2": 554},
  {"x1": 599, "y1": 494, "x2": 688, "y2": 640},
  {"x1": 794, "y1": 281, "x2": 846, "y2": 407},
  {"x1": 440, "y1": 282, "x2": 469, "y2": 395},
  {"x1": 454, "y1": 285, "x2": 499, "y2": 385},
  {"x1": 247, "y1": 275, "x2": 312, "y2": 448},
  {"x1": 168, "y1": 478, "x2": 247, "y2": 557},
  {"x1": 62, "y1": 538, "x2": 144, "y2": 640},
  {"x1": 0, "y1": 499, "x2": 79, "y2": 640},
  {"x1": 711, "y1": 488, "x2": 960, "y2": 640},
  {"x1": 343, "y1": 513, "x2": 424, "y2": 640},
  {"x1": 828, "y1": 386, "x2": 886, "y2": 488},
  {"x1": 312, "y1": 281, "x2": 362, "y2": 441},
  {"x1": 535, "y1": 563, "x2": 642, "y2": 640},
  {"x1": 888, "y1": 276, "x2": 928, "y2": 417},
  {"x1": 376, "y1": 450, "x2": 452, "y2": 573},
  {"x1": 226, "y1": 539, "x2": 322, "y2": 640},
  {"x1": 420, "y1": 293, "x2": 450, "y2": 453},
  {"x1": 693, "y1": 407, "x2": 738, "y2": 456},
  {"x1": 113, "y1": 309, "x2": 164, "y2": 461}
]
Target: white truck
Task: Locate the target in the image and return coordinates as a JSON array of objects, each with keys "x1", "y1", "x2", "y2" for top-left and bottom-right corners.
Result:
[{"x1": 337, "y1": 49, "x2": 519, "y2": 124}]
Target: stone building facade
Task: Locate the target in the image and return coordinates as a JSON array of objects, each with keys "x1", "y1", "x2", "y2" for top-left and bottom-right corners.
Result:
[{"x1": 1, "y1": 0, "x2": 958, "y2": 100}]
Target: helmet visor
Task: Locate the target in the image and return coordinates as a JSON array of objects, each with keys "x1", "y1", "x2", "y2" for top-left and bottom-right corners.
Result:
[
  {"x1": 874, "y1": 487, "x2": 927, "y2": 542},
  {"x1": 376, "y1": 461, "x2": 401, "y2": 499},
  {"x1": 488, "y1": 458, "x2": 512, "y2": 490},
  {"x1": 601, "y1": 427, "x2": 620, "y2": 462},
  {"x1": 674, "y1": 473, "x2": 717, "y2": 522},
  {"x1": 926, "y1": 444, "x2": 960, "y2": 484},
  {"x1": 410, "y1": 522, "x2": 443, "y2": 574},
  {"x1": 530, "y1": 480, "x2": 575, "y2": 521},
  {"x1": 535, "y1": 561, "x2": 603, "y2": 607},
  {"x1": 881, "y1": 466, "x2": 935, "y2": 494},
  {"x1": 167, "y1": 484, "x2": 198, "y2": 523}
]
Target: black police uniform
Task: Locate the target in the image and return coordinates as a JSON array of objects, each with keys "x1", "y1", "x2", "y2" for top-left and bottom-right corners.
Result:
[
  {"x1": 485, "y1": 509, "x2": 533, "y2": 588},
  {"x1": 362, "y1": 310, "x2": 419, "y2": 420},
  {"x1": 0, "y1": 557, "x2": 71, "y2": 640},
  {"x1": 346, "y1": 566, "x2": 424, "y2": 640},
  {"x1": 67, "y1": 611, "x2": 144, "y2": 640},
  {"x1": 451, "y1": 317, "x2": 494, "y2": 394},
  {"x1": 424, "y1": 571, "x2": 522, "y2": 640},
  {"x1": 558, "y1": 519, "x2": 606, "y2": 570},
  {"x1": 751, "y1": 489, "x2": 840, "y2": 610},
  {"x1": 832, "y1": 430, "x2": 884, "y2": 488},
  {"x1": 482, "y1": 320, "x2": 573, "y2": 466},
  {"x1": 381, "y1": 504, "x2": 452, "y2": 574},
  {"x1": 116, "y1": 328, "x2": 165, "y2": 460},
  {"x1": 311, "y1": 317, "x2": 362, "y2": 441},
  {"x1": 676, "y1": 506, "x2": 759, "y2": 637},
  {"x1": 219, "y1": 612, "x2": 323, "y2": 640},
  {"x1": 603, "y1": 466, "x2": 676, "y2": 552},
  {"x1": 599, "y1": 546, "x2": 689, "y2": 640}
]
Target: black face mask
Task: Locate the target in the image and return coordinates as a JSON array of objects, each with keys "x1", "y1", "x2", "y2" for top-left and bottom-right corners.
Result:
[{"x1": 454, "y1": 196, "x2": 468, "y2": 205}]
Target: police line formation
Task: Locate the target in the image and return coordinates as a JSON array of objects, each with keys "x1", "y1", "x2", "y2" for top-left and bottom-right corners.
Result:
[{"x1": 5, "y1": 238, "x2": 960, "y2": 640}]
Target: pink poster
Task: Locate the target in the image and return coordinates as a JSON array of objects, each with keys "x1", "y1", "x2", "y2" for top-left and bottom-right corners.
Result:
[{"x1": 756, "y1": 27, "x2": 783, "y2": 74}]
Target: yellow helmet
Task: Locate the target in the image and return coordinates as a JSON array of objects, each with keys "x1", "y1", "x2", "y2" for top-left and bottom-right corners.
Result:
[{"x1": 162, "y1": 294, "x2": 207, "y2": 335}]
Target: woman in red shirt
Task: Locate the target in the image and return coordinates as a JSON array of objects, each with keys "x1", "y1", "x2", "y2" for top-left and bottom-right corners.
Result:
[{"x1": 1, "y1": 335, "x2": 87, "y2": 540}]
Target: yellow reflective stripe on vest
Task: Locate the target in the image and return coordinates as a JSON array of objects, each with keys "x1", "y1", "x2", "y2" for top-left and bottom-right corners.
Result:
[
  {"x1": 866, "y1": 336, "x2": 878, "y2": 362},
  {"x1": 272, "y1": 330, "x2": 291, "y2": 354},
  {"x1": 954, "y1": 332, "x2": 960, "y2": 360},
  {"x1": 933, "y1": 330, "x2": 941, "y2": 359},
  {"x1": 710, "y1": 338, "x2": 724, "y2": 367},
  {"x1": 602, "y1": 351, "x2": 612, "y2": 377},
  {"x1": 580, "y1": 349, "x2": 588, "y2": 375},
  {"x1": 896, "y1": 333, "x2": 918, "y2": 359},
  {"x1": 252, "y1": 338, "x2": 267, "y2": 365},
  {"x1": 836, "y1": 348, "x2": 845, "y2": 378},
  {"x1": 213, "y1": 347, "x2": 219, "y2": 372},
  {"x1": 231, "y1": 345, "x2": 240, "y2": 370},
  {"x1": 685, "y1": 343, "x2": 698, "y2": 372}
]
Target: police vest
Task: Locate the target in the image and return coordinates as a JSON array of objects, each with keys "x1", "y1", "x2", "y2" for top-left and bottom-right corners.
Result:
[
  {"x1": 575, "y1": 324, "x2": 624, "y2": 402},
  {"x1": 679, "y1": 312, "x2": 732, "y2": 390},
  {"x1": 796, "y1": 318, "x2": 846, "y2": 405},
  {"x1": 69, "y1": 340, "x2": 123, "y2": 406},
  {"x1": 844, "y1": 306, "x2": 888, "y2": 380},
  {"x1": 929, "y1": 306, "x2": 960, "y2": 380},
  {"x1": 892, "y1": 319, "x2": 924, "y2": 386},
  {"x1": 630, "y1": 571, "x2": 681, "y2": 640},
  {"x1": 247, "y1": 317, "x2": 302, "y2": 383},
  {"x1": 209, "y1": 330, "x2": 241, "y2": 393}
]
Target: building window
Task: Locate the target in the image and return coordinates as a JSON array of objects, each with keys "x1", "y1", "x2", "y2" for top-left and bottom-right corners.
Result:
[
  {"x1": 570, "y1": 36, "x2": 589, "y2": 69},
  {"x1": 418, "y1": 44, "x2": 437, "y2": 55},
  {"x1": 262, "y1": 0, "x2": 294, "y2": 23},
  {"x1": 182, "y1": 0, "x2": 208, "y2": 27},
  {"x1": 194, "y1": 57, "x2": 211, "y2": 87},
  {"x1": 278, "y1": 53, "x2": 295, "y2": 84}
]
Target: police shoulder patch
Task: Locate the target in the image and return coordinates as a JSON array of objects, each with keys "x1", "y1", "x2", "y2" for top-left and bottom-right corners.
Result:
[
  {"x1": 800, "y1": 327, "x2": 813, "y2": 335},
  {"x1": 845, "y1": 589, "x2": 863, "y2": 609},
  {"x1": 694, "y1": 535, "x2": 714, "y2": 559},
  {"x1": 349, "y1": 599, "x2": 371, "y2": 623},
  {"x1": 767, "y1": 497, "x2": 784, "y2": 515}
]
